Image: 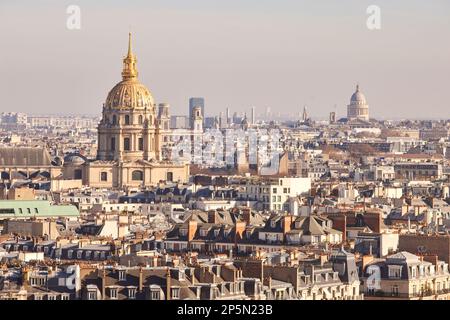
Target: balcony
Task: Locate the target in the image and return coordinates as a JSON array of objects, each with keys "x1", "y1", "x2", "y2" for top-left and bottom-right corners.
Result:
[{"x1": 365, "y1": 289, "x2": 450, "y2": 299}]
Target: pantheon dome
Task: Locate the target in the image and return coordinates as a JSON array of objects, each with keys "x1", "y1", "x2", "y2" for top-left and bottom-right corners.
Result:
[
  {"x1": 347, "y1": 84, "x2": 369, "y2": 122},
  {"x1": 350, "y1": 85, "x2": 367, "y2": 104}
]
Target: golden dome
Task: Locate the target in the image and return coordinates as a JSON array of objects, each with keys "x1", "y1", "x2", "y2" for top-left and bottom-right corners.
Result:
[{"x1": 105, "y1": 33, "x2": 155, "y2": 110}]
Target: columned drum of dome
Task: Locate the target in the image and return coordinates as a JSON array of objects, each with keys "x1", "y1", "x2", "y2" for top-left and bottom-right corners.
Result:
[
  {"x1": 97, "y1": 33, "x2": 161, "y2": 162},
  {"x1": 347, "y1": 84, "x2": 370, "y2": 122}
]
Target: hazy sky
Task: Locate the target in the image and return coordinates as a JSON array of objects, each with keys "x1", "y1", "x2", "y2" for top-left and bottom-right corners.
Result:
[{"x1": 1, "y1": 0, "x2": 449, "y2": 119}]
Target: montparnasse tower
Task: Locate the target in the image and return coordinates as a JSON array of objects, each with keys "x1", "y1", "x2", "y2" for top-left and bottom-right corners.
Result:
[{"x1": 97, "y1": 33, "x2": 161, "y2": 162}]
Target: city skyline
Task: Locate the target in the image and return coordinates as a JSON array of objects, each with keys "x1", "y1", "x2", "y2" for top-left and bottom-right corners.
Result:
[
  {"x1": 1, "y1": 0, "x2": 449, "y2": 119},
  {"x1": 1, "y1": 1, "x2": 450, "y2": 306}
]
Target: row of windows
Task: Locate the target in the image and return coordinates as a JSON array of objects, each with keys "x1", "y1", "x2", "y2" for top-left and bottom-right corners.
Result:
[
  {"x1": 84, "y1": 170, "x2": 174, "y2": 183},
  {"x1": 0, "y1": 208, "x2": 39, "y2": 214},
  {"x1": 111, "y1": 137, "x2": 145, "y2": 151},
  {"x1": 110, "y1": 114, "x2": 150, "y2": 126}
]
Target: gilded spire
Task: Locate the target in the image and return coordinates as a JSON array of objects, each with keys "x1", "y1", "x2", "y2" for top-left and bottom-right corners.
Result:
[
  {"x1": 122, "y1": 33, "x2": 138, "y2": 80},
  {"x1": 127, "y1": 32, "x2": 133, "y2": 58}
]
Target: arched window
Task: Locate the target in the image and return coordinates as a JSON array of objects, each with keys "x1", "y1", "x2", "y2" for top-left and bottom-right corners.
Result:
[
  {"x1": 125, "y1": 115, "x2": 130, "y2": 125},
  {"x1": 124, "y1": 138, "x2": 130, "y2": 151},
  {"x1": 112, "y1": 115, "x2": 117, "y2": 125},
  {"x1": 138, "y1": 115, "x2": 143, "y2": 125},
  {"x1": 132, "y1": 170, "x2": 144, "y2": 181}
]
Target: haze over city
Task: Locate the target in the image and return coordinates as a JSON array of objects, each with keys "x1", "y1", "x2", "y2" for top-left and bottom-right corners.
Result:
[{"x1": 1, "y1": 0, "x2": 450, "y2": 119}]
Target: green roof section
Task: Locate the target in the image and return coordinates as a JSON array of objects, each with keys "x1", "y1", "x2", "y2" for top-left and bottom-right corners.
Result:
[{"x1": 0, "y1": 200, "x2": 79, "y2": 218}]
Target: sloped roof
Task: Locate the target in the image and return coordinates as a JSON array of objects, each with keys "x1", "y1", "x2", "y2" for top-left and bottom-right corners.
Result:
[
  {"x1": 0, "y1": 147, "x2": 52, "y2": 166},
  {"x1": 386, "y1": 251, "x2": 421, "y2": 264}
]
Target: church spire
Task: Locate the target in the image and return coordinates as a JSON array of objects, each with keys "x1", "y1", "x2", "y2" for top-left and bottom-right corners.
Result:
[
  {"x1": 127, "y1": 32, "x2": 133, "y2": 58},
  {"x1": 122, "y1": 33, "x2": 138, "y2": 80}
]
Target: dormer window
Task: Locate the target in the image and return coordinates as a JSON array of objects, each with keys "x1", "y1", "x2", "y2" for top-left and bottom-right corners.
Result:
[
  {"x1": 270, "y1": 220, "x2": 276, "y2": 228},
  {"x1": 88, "y1": 291, "x2": 97, "y2": 300},
  {"x1": 128, "y1": 287, "x2": 137, "y2": 300},
  {"x1": 110, "y1": 287, "x2": 118, "y2": 299},
  {"x1": 388, "y1": 265, "x2": 402, "y2": 279},
  {"x1": 118, "y1": 270, "x2": 126, "y2": 281},
  {"x1": 150, "y1": 289, "x2": 160, "y2": 300},
  {"x1": 171, "y1": 287, "x2": 180, "y2": 299}
]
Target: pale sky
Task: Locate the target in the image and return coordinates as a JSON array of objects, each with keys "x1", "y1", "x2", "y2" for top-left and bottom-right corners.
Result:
[{"x1": 0, "y1": 0, "x2": 449, "y2": 119}]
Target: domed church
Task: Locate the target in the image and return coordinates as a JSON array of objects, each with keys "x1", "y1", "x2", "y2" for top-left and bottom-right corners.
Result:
[
  {"x1": 347, "y1": 84, "x2": 369, "y2": 122},
  {"x1": 64, "y1": 34, "x2": 189, "y2": 188}
]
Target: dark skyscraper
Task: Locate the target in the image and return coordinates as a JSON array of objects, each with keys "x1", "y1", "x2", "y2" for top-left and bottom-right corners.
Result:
[{"x1": 189, "y1": 97, "x2": 205, "y2": 127}]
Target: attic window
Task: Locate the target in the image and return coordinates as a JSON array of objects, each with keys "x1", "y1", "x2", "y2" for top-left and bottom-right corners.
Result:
[
  {"x1": 171, "y1": 287, "x2": 180, "y2": 299},
  {"x1": 110, "y1": 288, "x2": 118, "y2": 299},
  {"x1": 118, "y1": 270, "x2": 126, "y2": 281},
  {"x1": 128, "y1": 287, "x2": 136, "y2": 300}
]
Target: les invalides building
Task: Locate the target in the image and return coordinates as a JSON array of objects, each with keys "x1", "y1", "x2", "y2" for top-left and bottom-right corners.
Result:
[{"x1": 63, "y1": 34, "x2": 189, "y2": 188}]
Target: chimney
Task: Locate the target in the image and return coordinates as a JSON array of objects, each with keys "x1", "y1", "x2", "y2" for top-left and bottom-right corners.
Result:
[
  {"x1": 235, "y1": 221, "x2": 246, "y2": 243},
  {"x1": 207, "y1": 210, "x2": 217, "y2": 224},
  {"x1": 138, "y1": 267, "x2": 143, "y2": 292},
  {"x1": 101, "y1": 268, "x2": 106, "y2": 300},
  {"x1": 364, "y1": 211, "x2": 382, "y2": 233},
  {"x1": 362, "y1": 255, "x2": 375, "y2": 269},
  {"x1": 242, "y1": 208, "x2": 251, "y2": 225},
  {"x1": 166, "y1": 268, "x2": 171, "y2": 300},
  {"x1": 22, "y1": 266, "x2": 30, "y2": 288},
  {"x1": 327, "y1": 214, "x2": 347, "y2": 241},
  {"x1": 187, "y1": 220, "x2": 198, "y2": 242},
  {"x1": 319, "y1": 254, "x2": 328, "y2": 266},
  {"x1": 282, "y1": 215, "x2": 293, "y2": 234}
]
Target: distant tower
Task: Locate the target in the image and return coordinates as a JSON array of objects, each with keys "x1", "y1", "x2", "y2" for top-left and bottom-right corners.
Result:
[
  {"x1": 214, "y1": 116, "x2": 220, "y2": 129},
  {"x1": 347, "y1": 84, "x2": 369, "y2": 121},
  {"x1": 329, "y1": 111, "x2": 336, "y2": 124},
  {"x1": 226, "y1": 107, "x2": 230, "y2": 126},
  {"x1": 251, "y1": 106, "x2": 256, "y2": 124},
  {"x1": 157, "y1": 103, "x2": 171, "y2": 159},
  {"x1": 232, "y1": 112, "x2": 238, "y2": 124},
  {"x1": 219, "y1": 111, "x2": 224, "y2": 128},
  {"x1": 302, "y1": 106, "x2": 308, "y2": 122},
  {"x1": 189, "y1": 97, "x2": 205, "y2": 127},
  {"x1": 192, "y1": 106, "x2": 203, "y2": 132}
]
